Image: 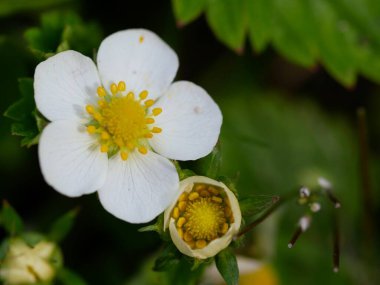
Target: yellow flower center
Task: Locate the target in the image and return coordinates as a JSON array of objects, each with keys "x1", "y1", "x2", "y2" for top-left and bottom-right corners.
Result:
[
  {"x1": 85, "y1": 81, "x2": 163, "y2": 160},
  {"x1": 171, "y1": 183, "x2": 234, "y2": 249}
]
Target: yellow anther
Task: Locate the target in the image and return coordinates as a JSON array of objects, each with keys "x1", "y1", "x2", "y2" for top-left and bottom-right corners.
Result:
[
  {"x1": 152, "y1": 127, "x2": 162, "y2": 133},
  {"x1": 195, "y1": 184, "x2": 206, "y2": 191},
  {"x1": 87, "y1": 125, "x2": 96, "y2": 134},
  {"x1": 144, "y1": 133, "x2": 153, "y2": 139},
  {"x1": 152, "y1": 108, "x2": 162, "y2": 116},
  {"x1": 145, "y1": 99, "x2": 155, "y2": 107},
  {"x1": 187, "y1": 240, "x2": 195, "y2": 248},
  {"x1": 86, "y1": 105, "x2": 95, "y2": 114},
  {"x1": 195, "y1": 240, "x2": 207, "y2": 249},
  {"x1": 172, "y1": 207, "x2": 180, "y2": 219},
  {"x1": 139, "y1": 36, "x2": 144, "y2": 43},
  {"x1": 139, "y1": 90, "x2": 148, "y2": 100},
  {"x1": 93, "y1": 113, "x2": 102, "y2": 121},
  {"x1": 178, "y1": 201, "x2": 187, "y2": 211},
  {"x1": 138, "y1": 146, "x2": 148, "y2": 155},
  {"x1": 225, "y1": 207, "x2": 232, "y2": 218},
  {"x1": 97, "y1": 86, "x2": 106, "y2": 97},
  {"x1": 101, "y1": 131, "x2": 110, "y2": 140},
  {"x1": 126, "y1": 142, "x2": 135, "y2": 150},
  {"x1": 208, "y1": 186, "x2": 219, "y2": 195},
  {"x1": 221, "y1": 223, "x2": 229, "y2": 234},
  {"x1": 127, "y1": 92, "x2": 135, "y2": 100},
  {"x1": 145, "y1": 118, "x2": 155, "y2": 124},
  {"x1": 110, "y1": 83, "x2": 118, "y2": 94},
  {"x1": 200, "y1": 190, "x2": 210, "y2": 197},
  {"x1": 120, "y1": 151, "x2": 128, "y2": 161},
  {"x1": 98, "y1": 99, "x2": 106, "y2": 108},
  {"x1": 212, "y1": 196, "x2": 223, "y2": 203},
  {"x1": 184, "y1": 232, "x2": 193, "y2": 242},
  {"x1": 117, "y1": 81, "x2": 126, "y2": 91},
  {"x1": 177, "y1": 217, "x2": 186, "y2": 228},
  {"x1": 115, "y1": 138, "x2": 124, "y2": 147},
  {"x1": 100, "y1": 144, "x2": 108, "y2": 153},
  {"x1": 179, "y1": 193, "x2": 188, "y2": 202},
  {"x1": 177, "y1": 228, "x2": 184, "y2": 239},
  {"x1": 188, "y1": 192, "x2": 199, "y2": 201}
]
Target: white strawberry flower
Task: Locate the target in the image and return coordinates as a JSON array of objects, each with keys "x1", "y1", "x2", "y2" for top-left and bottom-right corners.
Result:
[{"x1": 34, "y1": 29, "x2": 222, "y2": 223}]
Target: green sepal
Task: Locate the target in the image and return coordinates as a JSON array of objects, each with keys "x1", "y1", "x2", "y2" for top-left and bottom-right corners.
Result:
[
  {"x1": 215, "y1": 247, "x2": 239, "y2": 285},
  {"x1": 0, "y1": 201, "x2": 24, "y2": 236},
  {"x1": 48, "y1": 208, "x2": 79, "y2": 243},
  {"x1": 139, "y1": 213, "x2": 170, "y2": 241},
  {"x1": 239, "y1": 194, "x2": 280, "y2": 222},
  {"x1": 153, "y1": 243, "x2": 182, "y2": 272}
]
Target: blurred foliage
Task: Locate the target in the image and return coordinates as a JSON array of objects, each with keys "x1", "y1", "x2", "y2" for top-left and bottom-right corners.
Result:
[
  {"x1": 24, "y1": 11, "x2": 103, "y2": 60},
  {"x1": 0, "y1": 0, "x2": 73, "y2": 17},
  {"x1": 172, "y1": 0, "x2": 380, "y2": 87}
]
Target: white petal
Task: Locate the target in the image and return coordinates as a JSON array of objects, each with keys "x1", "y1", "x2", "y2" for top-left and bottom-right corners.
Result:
[
  {"x1": 149, "y1": 81, "x2": 222, "y2": 160},
  {"x1": 38, "y1": 121, "x2": 108, "y2": 197},
  {"x1": 97, "y1": 29, "x2": 178, "y2": 99},
  {"x1": 98, "y1": 151, "x2": 179, "y2": 223},
  {"x1": 34, "y1": 50, "x2": 101, "y2": 121}
]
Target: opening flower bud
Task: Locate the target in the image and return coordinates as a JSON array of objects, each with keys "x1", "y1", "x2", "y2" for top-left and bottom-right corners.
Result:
[
  {"x1": 0, "y1": 238, "x2": 58, "y2": 284},
  {"x1": 164, "y1": 176, "x2": 241, "y2": 259}
]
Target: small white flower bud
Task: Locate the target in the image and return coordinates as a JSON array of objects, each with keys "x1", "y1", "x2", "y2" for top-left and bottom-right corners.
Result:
[
  {"x1": 310, "y1": 202, "x2": 321, "y2": 212},
  {"x1": 299, "y1": 216, "x2": 312, "y2": 232},
  {"x1": 318, "y1": 177, "x2": 332, "y2": 189},
  {"x1": 164, "y1": 176, "x2": 242, "y2": 259}
]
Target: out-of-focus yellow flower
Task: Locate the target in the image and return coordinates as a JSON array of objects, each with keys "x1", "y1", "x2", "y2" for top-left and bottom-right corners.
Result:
[
  {"x1": 164, "y1": 176, "x2": 241, "y2": 259},
  {"x1": 0, "y1": 238, "x2": 57, "y2": 284}
]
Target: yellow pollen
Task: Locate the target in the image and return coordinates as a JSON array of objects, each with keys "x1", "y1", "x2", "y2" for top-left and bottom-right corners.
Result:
[
  {"x1": 139, "y1": 90, "x2": 148, "y2": 100},
  {"x1": 85, "y1": 85, "x2": 164, "y2": 156},
  {"x1": 152, "y1": 127, "x2": 162, "y2": 133},
  {"x1": 138, "y1": 146, "x2": 148, "y2": 155},
  {"x1": 172, "y1": 207, "x2": 180, "y2": 219},
  {"x1": 178, "y1": 228, "x2": 184, "y2": 239},
  {"x1": 184, "y1": 232, "x2": 193, "y2": 242},
  {"x1": 97, "y1": 87, "x2": 106, "y2": 97},
  {"x1": 177, "y1": 217, "x2": 186, "y2": 228},
  {"x1": 86, "y1": 105, "x2": 95, "y2": 114},
  {"x1": 152, "y1": 108, "x2": 162, "y2": 116},
  {"x1": 118, "y1": 81, "x2": 126, "y2": 91},
  {"x1": 196, "y1": 240, "x2": 207, "y2": 249},
  {"x1": 179, "y1": 193, "x2": 188, "y2": 202},
  {"x1": 145, "y1": 99, "x2": 155, "y2": 107},
  {"x1": 188, "y1": 192, "x2": 199, "y2": 201},
  {"x1": 120, "y1": 151, "x2": 128, "y2": 161},
  {"x1": 87, "y1": 125, "x2": 96, "y2": 134},
  {"x1": 111, "y1": 83, "x2": 118, "y2": 95},
  {"x1": 178, "y1": 201, "x2": 187, "y2": 211},
  {"x1": 139, "y1": 36, "x2": 144, "y2": 43}
]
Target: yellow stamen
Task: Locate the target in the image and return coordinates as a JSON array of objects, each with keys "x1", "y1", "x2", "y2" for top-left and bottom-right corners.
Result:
[
  {"x1": 184, "y1": 232, "x2": 193, "y2": 242},
  {"x1": 86, "y1": 105, "x2": 95, "y2": 114},
  {"x1": 152, "y1": 108, "x2": 162, "y2": 116},
  {"x1": 188, "y1": 192, "x2": 199, "y2": 201},
  {"x1": 101, "y1": 131, "x2": 110, "y2": 140},
  {"x1": 139, "y1": 36, "x2": 144, "y2": 43},
  {"x1": 127, "y1": 142, "x2": 135, "y2": 150},
  {"x1": 144, "y1": 133, "x2": 153, "y2": 139},
  {"x1": 87, "y1": 125, "x2": 96, "y2": 134},
  {"x1": 145, "y1": 99, "x2": 154, "y2": 107},
  {"x1": 97, "y1": 87, "x2": 106, "y2": 97},
  {"x1": 221, "y1": 223, "x2": 229, "y2": 234},
  {"x1": 145, "y1": 118, "x2": 155, "y2": 124},
  {"x1": 212, "y1": 196, "x2": 223, "y2": 203},
  {"x1": 138, "y1": 146, "x2": 148, "y2": 155},
  {"x1": 152, "y1": 127, "x2": 162, "y2": 133},
  {"x1": 179, "y1": 193, "x2": 188, "y2": 202},
  {"x1": 177, "y1": 217, "x2": 186, "y2": 228},
  {"x1": 117, "y1": 81, "x2": 126, "y2": 91},
  {"x1": 196, "y1": 240, "x2": 207, "y2": 249},
  {"x1": 100, "y1": 144, "x2": 108, "y2": 153},
  {"x1": 172, "y1": 207, "x2": 180, "y2": 219},
  {"x1": 139, "y1": 90, "x2": 148, "y2": 100},
  {"x1": 110, "y1": 83, "x2": 118, "y2": 95},
  {"x1": 178, "y1": 228, "x2": 184, "y2": 239},
  {"x1": 120, "y1": 151, "x2": 128, "y2": 161},
  {"x1": 98, "y1": 100, "x2": 106, "y2": 108},
  {"x1": 178, "y1": 201, "x2": 187, "y2": 211}
]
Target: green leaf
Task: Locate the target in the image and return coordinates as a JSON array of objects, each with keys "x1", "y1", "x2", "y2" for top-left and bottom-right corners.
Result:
[
  {"x1": 24, "y1": 11, "x2": 102, "y2": 59},
  {"x1": 215, "y1": 248, "x2": 239, "y2": 285},
  {"x1": 0, "y1": 201, "x2": 24, "y2": 236},
  {"x1": 246, "y1": 0, "x2": 274, "y2": 52},
  {"x1": 172, "y1": 0, "x2": 206, "y2": 25},
  {"x1": 0, "y1": 0, "x2": 73, "y2": 17},
  {"x1": 206, "y1": 0, "x2": 246, "y2": 51},
  {"x1": 57, "y1": 268, "x2": 88, "y2": 285},
  {"x1": 4, "y1": 78, "x2": 44, "y2": 147},
  {"x1": 48, "y1": 208, "x2": 79, "y2": 243},
  {"x1": 239, "y1": 194, "x2": 280, "y2": 219},
  {"x1": 206, "y1": 143, "x2": 222, "y2": 179},
  {"x1": 153, "y1": 243, "x2": 181, "y2": 272}
]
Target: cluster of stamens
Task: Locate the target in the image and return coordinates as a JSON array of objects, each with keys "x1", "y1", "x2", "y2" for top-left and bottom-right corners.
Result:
[
  {"x1": 85, "y1": 81, "x2": 162, "y2": 160},
  {"x1": 171, "y1": 183, "x2": 234, "y2": 249}
]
